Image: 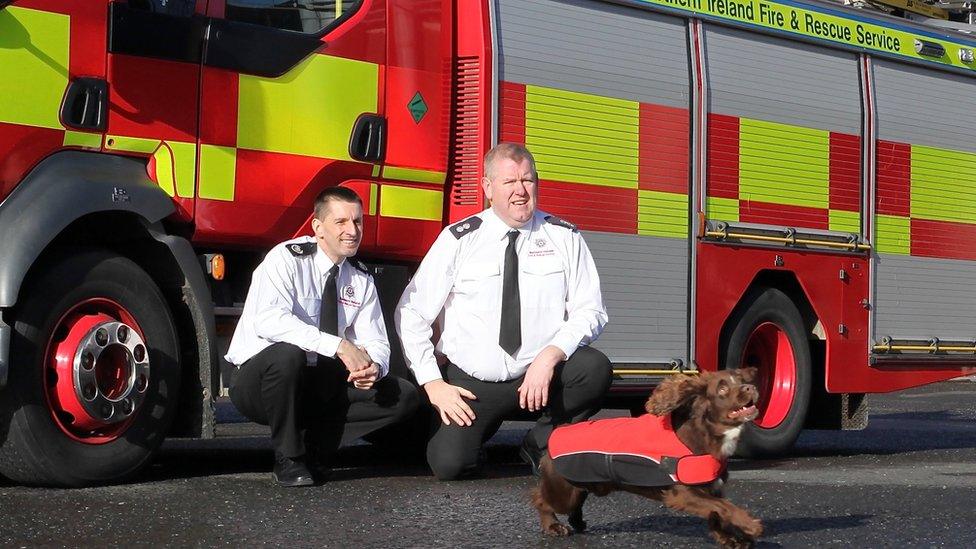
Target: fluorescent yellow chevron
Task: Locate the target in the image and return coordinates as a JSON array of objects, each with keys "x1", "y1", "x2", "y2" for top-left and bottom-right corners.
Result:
[
  {"x1": 199, "y1": 145, "x2": 237, "y2": 201},
  {"x1": 0, "y1": 7, "x2": 69, "y2": 131},
  {"x1": 829, "y1": 210, "x2": 860, "y2": 233},
  {"x1": 380, "y1": 186, "x2": 442, "y2": 222},
  {"x1": 739, "y1": 118, "x2": 829, "y2": 209},
  {"x1": 876, "y1": 214, "x2": 910, "y2": 255},
  {"x1": 637, "y1": 190, "x2": 687, "y2": 238},
  {"x1": 238, "y1": 55, "x2": 377, "y2": 160},
  {"x1": 911, "y1": 145, "x2": 976, "y2": 224},
  {"x1": 707, "y1": 197, "x2": 740, "y2": 222},
  {"x1": 525, "y1": 85, "x2": 638, "y2": 189}
]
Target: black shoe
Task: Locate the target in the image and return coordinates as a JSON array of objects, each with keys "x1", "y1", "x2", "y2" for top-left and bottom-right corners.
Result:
[
  {"x1": 519, "y1": 435, "x2": 543, "y2": 478},
  {"x1": 307, "y1": 457, "x2": 332, "y2": 483},
  {"x1": 304, "y1": 443, "x2": 333, "y2": 483},
  {"x1": 273, "y1": 454, "x2": 314, "y2": 487}
]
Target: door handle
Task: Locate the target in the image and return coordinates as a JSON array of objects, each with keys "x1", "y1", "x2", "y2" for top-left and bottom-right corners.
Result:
[
  {"x1": 348, "y1": 114, "x2": 387, "y2": 163},
  {"x1": 61, "y1": 78, "x2": 108, "y2": 131}
]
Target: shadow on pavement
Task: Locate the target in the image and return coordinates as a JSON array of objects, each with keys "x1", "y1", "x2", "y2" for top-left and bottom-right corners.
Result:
[
  {"x1": 590, "y1": 512, "x2": 870, "y2": 541},
  {"x1": 144, "y1": 434, "x2": 533, "y2": 483},
  {"x1": 728, "y1": 408, "x2": 976, "y2": 469}
]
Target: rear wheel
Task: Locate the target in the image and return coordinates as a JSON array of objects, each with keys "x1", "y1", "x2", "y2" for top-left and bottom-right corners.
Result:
[
  {"x1": 0, "y1": 249, "x2": 180, "y2": 486},
  {"x1": 722, "y1": 287, "x2": 811, "y2": 457}
]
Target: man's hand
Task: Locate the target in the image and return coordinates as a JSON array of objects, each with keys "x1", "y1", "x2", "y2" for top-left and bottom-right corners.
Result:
[
  {"x1": 423, "y1": 379, "x2": 477, "y2": 427},
  {"x1": 336, "y1": 339, "x2": 371, "y2": 372},
  {"x1": 517, "y1": 345, "x2": 567, "y2": 412},
  {"x1": 348, "y1": 364, "x2": 379, "y2": 390}
]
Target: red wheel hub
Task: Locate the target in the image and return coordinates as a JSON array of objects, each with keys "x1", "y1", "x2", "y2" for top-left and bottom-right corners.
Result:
[
  {"x1": 45, "y1": 299, "x2": 150, "y2": 444},
  {"x1": 742, "y1": 322, "x2": 796, "y2": 429}
]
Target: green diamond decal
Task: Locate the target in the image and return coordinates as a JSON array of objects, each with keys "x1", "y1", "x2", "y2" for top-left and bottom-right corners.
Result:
[{"x1": 408, "y1": 92, "x2": 428, "y2": 124}]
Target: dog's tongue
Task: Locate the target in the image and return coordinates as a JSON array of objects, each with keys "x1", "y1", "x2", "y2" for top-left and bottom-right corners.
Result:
[{"x1": 728, "y1": 405, "x2": 757, "y2": 419}]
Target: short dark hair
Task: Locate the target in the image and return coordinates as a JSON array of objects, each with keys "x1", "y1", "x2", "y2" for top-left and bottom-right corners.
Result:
[
  {"x1": 314, "y1": 187, "x2": 363, "y2": 219},
  {"x1": 484, "y1": 142, "x2": 537, "y2": 180}
]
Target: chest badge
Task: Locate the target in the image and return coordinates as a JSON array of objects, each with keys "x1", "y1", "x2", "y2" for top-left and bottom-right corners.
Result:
[
  {"x1": 528, "y1": 237, "x2": 555, "y2": 257},
  {"x1": 343, "y1": 285, "x2": 355, "y2": 299}
]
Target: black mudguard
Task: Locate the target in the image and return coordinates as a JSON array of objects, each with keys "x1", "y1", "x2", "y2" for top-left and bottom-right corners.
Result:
[{"x1": 0, "y1": 152, "x2": 217, "y2": 436}]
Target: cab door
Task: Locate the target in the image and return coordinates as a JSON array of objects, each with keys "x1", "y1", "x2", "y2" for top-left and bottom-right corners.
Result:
[
  {"x1": 105, "y1": 0, "x2": 206, "y2": 221},
  {"x1": 194, "y1": 0, "x2": 386, "y2": 248},
  {"x1": 372, "y1": 0, "x2": 452, "y2": 260}
]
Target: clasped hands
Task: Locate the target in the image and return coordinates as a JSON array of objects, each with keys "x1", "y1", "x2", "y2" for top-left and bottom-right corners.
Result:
[{"x1": 336, "y1": 339, "x2": 379, "y2": 390}]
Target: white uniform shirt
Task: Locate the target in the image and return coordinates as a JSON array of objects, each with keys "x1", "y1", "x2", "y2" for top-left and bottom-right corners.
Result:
[
  {"x1": 396, "y1": 209, "x2": 608, "y2": 386},
  {"x1": 225, "y1": 236, "x2": 391, "y2": 378}
]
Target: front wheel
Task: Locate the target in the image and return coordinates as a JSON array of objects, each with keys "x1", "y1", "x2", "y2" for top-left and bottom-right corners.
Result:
[
  {"x1": 0, "y1": 249, "x2": 180, "y2": 486},
  {"x1": 722, "y1": 287, "x2": 811, "y2": 457}
]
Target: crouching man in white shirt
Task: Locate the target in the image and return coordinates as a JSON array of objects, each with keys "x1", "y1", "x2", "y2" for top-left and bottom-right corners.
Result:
[
  {"x1": 396, "y1": 143, "x2": 611, "y2": 480},
  {"x1": 225, "y1": 187, "x2": 418, "y2": 487}
]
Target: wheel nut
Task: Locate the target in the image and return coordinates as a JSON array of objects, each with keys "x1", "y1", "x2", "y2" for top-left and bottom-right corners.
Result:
[
  {"x1": 117, "y1": 325, "x2": 129, "y2": 343},
  {"x1": 100, "y1": 403, "x2": 113, "y2": 420},
  {"x1": 133, "y1": 344, "x2": 146, "y2": 362},
  {"x1": 122, "y1": 399, "x2": 134, "y2": 415},
  {"x1": 83, "y1": 384, "x2": 96, "y2": 400},
  {"x1": 95, "y1": 328, "x2": 108, "y2": 346},
  {"x1": 81, "y1": 352, "x2": 95, "y2": 371},
  {"x1": 136, "y1": 374, "x2": 148, "y2": 392}
]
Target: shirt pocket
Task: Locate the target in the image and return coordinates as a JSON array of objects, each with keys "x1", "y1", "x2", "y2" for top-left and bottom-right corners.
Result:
[
  {"x1": 296, "y1": 294, "x2": 321, "y2": 325},
  {"x1": 454, "y1": 261, "x2": 501, "y2": 311},
  {"x1": 522, "y1": 259, "x2": 566, "y2": 310}
]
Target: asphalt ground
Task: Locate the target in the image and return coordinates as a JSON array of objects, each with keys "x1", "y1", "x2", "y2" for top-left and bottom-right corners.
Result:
[{"x1": 0, "y1": 381, "x2": 974, "y2": 547}]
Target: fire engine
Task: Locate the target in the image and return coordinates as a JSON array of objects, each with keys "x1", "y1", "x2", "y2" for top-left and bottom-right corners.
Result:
[{"x1": 1, "y1": 0, "x2": 975, "y2": 486}]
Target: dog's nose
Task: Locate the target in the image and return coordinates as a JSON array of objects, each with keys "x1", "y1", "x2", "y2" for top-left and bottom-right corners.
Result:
[{"x1": 744, "y1": 384, "x2": 758, "y2": 398}]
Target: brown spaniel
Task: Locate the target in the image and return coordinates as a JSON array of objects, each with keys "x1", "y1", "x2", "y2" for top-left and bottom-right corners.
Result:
[{"x1": 531, "y1": 368, "x2": 763, "y2": 548}]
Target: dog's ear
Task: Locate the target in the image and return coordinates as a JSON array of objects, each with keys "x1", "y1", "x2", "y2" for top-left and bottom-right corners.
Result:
[
  {"x1": 645, "y1": 373, "x2": 708, "y2": 416},
  {"x1": 735, "y1": 367, "x2": 759, "y2": 384}
]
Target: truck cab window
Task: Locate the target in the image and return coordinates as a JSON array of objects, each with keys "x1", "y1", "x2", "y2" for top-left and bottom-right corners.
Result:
[
  {"x1": 225, "y1": 0, "x2": 355, "y2": 34},
  {"x1": 127, "y1": 0, "x2": 197, "y2": 17}
]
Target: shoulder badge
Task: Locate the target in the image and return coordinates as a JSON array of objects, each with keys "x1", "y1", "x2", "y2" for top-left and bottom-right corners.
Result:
[
  {"x1": 287, "y1": 242, "x2": 317, "y2": 257},
  {"x1": 351, "y1": 260, "x2": 370, "y2": 274},
  {"x1": 544, "y1": 215, "x2": 578, "y2": 232},
  {"x1": 449, "y1": 216, "x2": 483, "y2": 239}
]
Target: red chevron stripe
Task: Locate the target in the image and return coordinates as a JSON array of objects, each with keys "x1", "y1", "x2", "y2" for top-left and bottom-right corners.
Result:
[
  {"x1": 707, "y1": 113, "x2": 739, "y2": 200},
  {"x1": 739, "y1": 200, "x2": 829, "y2": 230},
  {"x1": 639, "y1": 103, "x2": 689, "y2": 195},
  {"x1": 498, "y1": 81, "x2": 526, "y2": 145},
  {"x1": 876, "y1": 140, "x2": 910, "y2": 217},
  {"x1": 829, "y1": 132, "x2": 860, "y2": 212},
  {"x1": 911, "y1": 218, "x2": 976, "y2": 261},
  {"x1": 539, "y1": 179, "x2": 636, "y2": 234}
]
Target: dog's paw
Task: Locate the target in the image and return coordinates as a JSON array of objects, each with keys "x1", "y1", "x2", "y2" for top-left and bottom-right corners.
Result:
[
  {"x1": 544, "y1": 523, "x2": 573, "y2": 537},
  {"x1": 708, "y1": 512, "x2": 759, "y2": 549},
  {"x1": 741, "y1": 517, "x2": 763, "y2": 538},
  {"x1": 710, "y1": 532, "x2": 753, "y2": 549},
  {"x1": 568, "y1": 517, "x2": 587, "y2": 533}
]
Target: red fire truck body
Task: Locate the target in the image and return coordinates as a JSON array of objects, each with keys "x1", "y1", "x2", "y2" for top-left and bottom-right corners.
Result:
[{"x1": 1, "y1": 0, "x2": 973, "y2": 486}]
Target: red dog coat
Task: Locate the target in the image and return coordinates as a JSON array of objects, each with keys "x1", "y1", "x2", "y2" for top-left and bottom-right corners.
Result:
[{"x1": 548, "y1": 413, "x2": 726, "y2": 487}]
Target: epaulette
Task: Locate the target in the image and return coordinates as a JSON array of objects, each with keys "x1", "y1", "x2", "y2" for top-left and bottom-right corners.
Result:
[
  {"x1": 287, "y1": 242, "x2": 317, "y2": 257},
  {"x1": 351, "y1": 260, "x2": 370, "y2": 274},
  {"x1": 449, "y1": 216, "x2": 483, "y2": 239},
  {"x1": 545, "y1": 215, "x2": 578, "y2": 232}
]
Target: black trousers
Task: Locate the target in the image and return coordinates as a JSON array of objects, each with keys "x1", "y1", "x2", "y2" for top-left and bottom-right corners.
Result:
[
  {"x1": 426, "y1": 346, "x2": 612, "y2": 480},
  {"x1": 230, "y1": 342, "x2": 419, "y2": 459}
]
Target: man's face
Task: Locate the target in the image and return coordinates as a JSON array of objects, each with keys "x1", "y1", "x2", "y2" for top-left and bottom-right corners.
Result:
[
  {"x1": 482, "y1": 157, "x2": 538, "y2": 228},
  {"x1": 311, "y1": 199, "x2": 363, "y2": 263}
]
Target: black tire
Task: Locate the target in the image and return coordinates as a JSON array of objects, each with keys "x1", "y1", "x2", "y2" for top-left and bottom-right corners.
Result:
[
  {"x1": 0, "y1": 249, "x2": 180, "y2": 486},
  {"x1": 721, "y1": 287, "x2": 811, "y2": 457}
]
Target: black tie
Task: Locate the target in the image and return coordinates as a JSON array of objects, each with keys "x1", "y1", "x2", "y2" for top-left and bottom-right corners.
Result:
[
  {"x1": 499, "y1": 230, "x2": 521, "y2": 356},
  {"x1": 320, "y1": 264, "x2": 340, "y2": 337}
]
